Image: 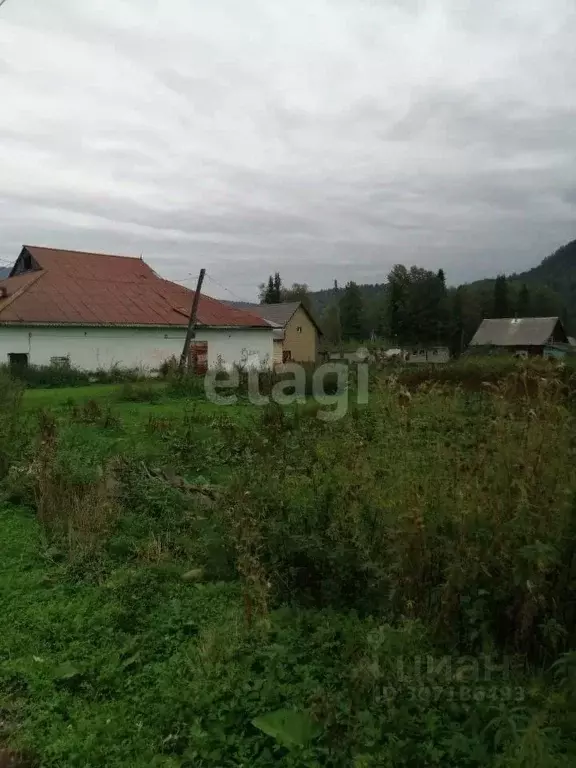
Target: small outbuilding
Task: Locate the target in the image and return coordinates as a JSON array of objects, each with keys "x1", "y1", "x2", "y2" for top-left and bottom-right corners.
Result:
[
  {"x1": 468, "y1": 316, "x2": 569, "y2": 357},
  {"x1": 226, "y1": 301, "x2": 322, "y2": 364}
]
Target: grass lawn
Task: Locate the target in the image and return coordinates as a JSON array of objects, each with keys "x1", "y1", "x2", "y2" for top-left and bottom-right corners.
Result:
[
  {"x1": 23, "y1": 382, "x2": 165, "y2": 409},
  {"x1": 0, "y1": 503, "x2": 246, "y2": 767}
]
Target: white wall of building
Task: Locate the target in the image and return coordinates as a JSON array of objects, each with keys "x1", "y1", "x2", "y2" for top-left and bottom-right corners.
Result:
[{"x1": 0, "y1": 325, "x2": 274, "y2": 371}]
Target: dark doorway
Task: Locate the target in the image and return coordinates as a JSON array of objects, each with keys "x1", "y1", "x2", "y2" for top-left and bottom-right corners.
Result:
[
  {"x1": 188, "y1": 341, "x2": 208, "y2": 374},
  {"x1": 8, "y1": 353, "x2": 29, "y2": 370}
]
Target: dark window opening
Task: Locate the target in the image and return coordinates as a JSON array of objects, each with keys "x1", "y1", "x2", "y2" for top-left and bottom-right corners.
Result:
[
  {"x1": 11, "y1": 249, "x2": 40, "y2": 277},
  {"x1": 8, "y1": 353, "x2": 29, "y2": 369}
]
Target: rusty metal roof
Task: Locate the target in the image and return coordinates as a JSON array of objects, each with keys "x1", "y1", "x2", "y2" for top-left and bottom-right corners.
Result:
[
  {"x1": 0, "y1": 246, "x2": 269, "y2": 329},
  {"x1": 469, "y1": 317, "x2": 564, "y2": 346}
]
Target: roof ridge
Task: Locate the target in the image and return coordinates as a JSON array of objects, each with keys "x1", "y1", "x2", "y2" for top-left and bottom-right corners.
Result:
[
  {"x1": 24, "y1": 245, "x2": 144, "y2": 261},
  {"x1": 0, "y1": 271, "x2": 45, "y2": 316}
]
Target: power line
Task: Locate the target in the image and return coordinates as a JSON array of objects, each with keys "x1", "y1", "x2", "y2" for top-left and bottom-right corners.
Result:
[
  {"x1": 172, "y1": 272, "x2": 254, "y2": 304},
  {"x1": 0, "y1": 1, "x2": 10, "y2": 9},
  {"x1": 204, "y1": 273, "x2": 255, "y2": 305}
]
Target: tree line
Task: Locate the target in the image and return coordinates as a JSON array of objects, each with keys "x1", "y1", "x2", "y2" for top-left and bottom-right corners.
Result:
[
  {"x1": 259, "y1": 272, "x2": 313, "y2": 310},
  {"x1": 260, "y1": 267, "x2": 566, "y2": 354}
]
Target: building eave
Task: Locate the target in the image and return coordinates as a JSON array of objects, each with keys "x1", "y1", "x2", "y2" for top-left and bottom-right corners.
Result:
[{"x1": 0, "y1": 321, "x2": 271, "y2": 330}]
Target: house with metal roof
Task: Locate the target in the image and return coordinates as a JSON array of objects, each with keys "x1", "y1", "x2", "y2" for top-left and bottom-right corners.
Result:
[
  {"x1": 226, "y1": 301, "x2": 322, "y2": 364},
  {"x1": 468, "y1": 316, "x2": 570, "y2": 358},
  {"x1": 0, "y1": 246, "x2": 274, "y2": 372}
]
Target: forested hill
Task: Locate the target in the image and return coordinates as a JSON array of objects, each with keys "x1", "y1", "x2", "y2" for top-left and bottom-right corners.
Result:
[
  {"x1": 307, "y1": 240, "x2": 576, "y2": 316},
  {"x1": 516, "y1": 239, "x2": 576, "y2": 307},
  {"x1": 299, "y1": 238, "x2": 575, "y2": 345},
  {"x1": 308, "y1": 283, "x2": 387, "y2": 316}
]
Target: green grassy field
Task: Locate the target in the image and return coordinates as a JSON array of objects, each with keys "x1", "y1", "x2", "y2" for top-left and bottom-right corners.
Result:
[
  {"x1": 2, "y1": 364, "x2": 576, "y2": 766},
  {"x1": 23, "y1": 382, "x2": 251, "y2": 419}
]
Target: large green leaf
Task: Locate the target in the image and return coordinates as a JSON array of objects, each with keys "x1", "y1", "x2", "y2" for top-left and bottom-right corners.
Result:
[{"x1": 251, "y1": 709, "x2": 321, "y2": 748}]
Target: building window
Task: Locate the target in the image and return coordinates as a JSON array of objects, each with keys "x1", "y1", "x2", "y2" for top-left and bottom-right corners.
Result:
[
  {"x1": 283, "y1": 350, "x2": 292, "y2": 363},
  {"x1": 8, "y1": 353, "x2": 28, "y2": 369},
  {"x1": 50, "y1": 356, "x2": 71, "y2": 368},
  {"x1": 296, "y1": 326, "x2": 303, "y2": 333}
]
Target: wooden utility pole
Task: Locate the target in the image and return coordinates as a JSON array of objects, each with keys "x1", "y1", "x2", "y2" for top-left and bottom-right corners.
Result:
[{"x1": 179, "y1": 268, "x2": 206, "y2": 371}]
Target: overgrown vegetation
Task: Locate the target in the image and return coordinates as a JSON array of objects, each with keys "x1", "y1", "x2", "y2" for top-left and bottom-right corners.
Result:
[
  {"x1": 2, "y1": 362, "x2": 146, "y2": 389},
  {"x1": 395, "y1": 355, "x2": 576, "y2": 391},
  {"x1": 2, "y1": 359, "x2": 576, "y2": 765}
]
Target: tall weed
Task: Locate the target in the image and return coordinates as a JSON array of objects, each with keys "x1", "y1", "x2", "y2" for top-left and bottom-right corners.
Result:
[
  {"x1": 32, "y1": 411, "x2": 119, "y2": 557},
  {"x1": 0, "y1": 370, "x2": 24, "y2": 479},
  {"x1": 223, "y1": 366, "x2": 576, "y2": 657}
]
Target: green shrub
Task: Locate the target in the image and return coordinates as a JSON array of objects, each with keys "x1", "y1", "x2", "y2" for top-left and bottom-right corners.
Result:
[
  {"x1": 0, "y1": 363, "x2": 151, "y2": 389},
  {"x1": 222, "y1": 371, "x2": 576, "y2": 659},
  {"x1": 165, "y1": 371, "x2": 206, "y2": 399},
  {"x1": 395, "y1": 356, "x2": 576, "y2": 393},
  {"x1": 117, "y1": 382, "x2": 162, "y2": 403},
  {"x1": 158, "y1": 355, "x2": 179, "y2": 378},
  {"x1": 90, "y1": 364, "x2": 144, "y2": 384},
  {"x1": 3, "y1": 363, "x2": 91, "y2": 388}
]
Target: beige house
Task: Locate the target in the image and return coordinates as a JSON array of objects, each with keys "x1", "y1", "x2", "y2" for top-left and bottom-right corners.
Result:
[{"x1": 227, "y1": 301, "x2": 322, "y2": 364}]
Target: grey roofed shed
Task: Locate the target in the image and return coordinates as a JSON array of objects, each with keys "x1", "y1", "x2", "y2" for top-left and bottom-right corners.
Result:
[
  {"x1": 226, "y1": 301, "x2": 323, "y2": 333},
  {"x1": 226, "y1": 301, "x2": 301, "y2": 327},
  {"x1": 469, "y1": 317, "x2": 566, "y2": 347}
]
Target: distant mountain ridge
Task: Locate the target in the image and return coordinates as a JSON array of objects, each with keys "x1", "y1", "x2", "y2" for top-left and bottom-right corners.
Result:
[
  {"x1": 507, "y1": 239, "x2": 576, "y2": 328},
  {"x1": 305, "y1": 240, "x2": 576, "y2": 316},
  {"x1": 302, "y1": 239, "x2": 576, "y2": 339},
  {"x1": 516, "y1": 239, "x2": 576, "y2": 294}
]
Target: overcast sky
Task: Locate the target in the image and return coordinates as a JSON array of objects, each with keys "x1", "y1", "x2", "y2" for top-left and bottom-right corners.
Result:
[{"x1": 1, "y1": 0, "x2": 575, "y2": 299}]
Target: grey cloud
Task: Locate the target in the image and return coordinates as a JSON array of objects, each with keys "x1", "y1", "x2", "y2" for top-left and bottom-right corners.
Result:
[
  {"x1": 383, "y1": 90, "x2": 576, "y2": 158},
  {"x1": 1, "y1": 0, "x2": 576, "y2": 299}
]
